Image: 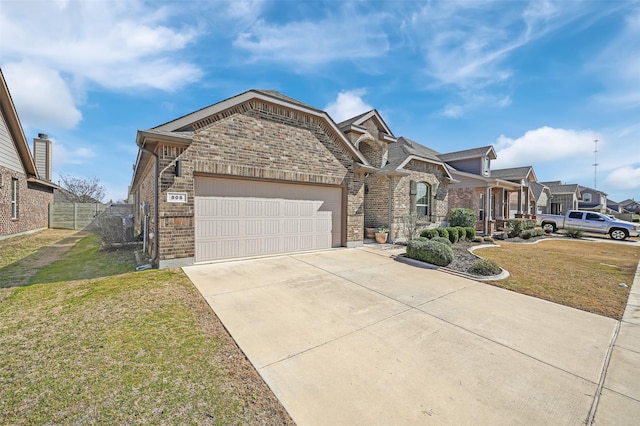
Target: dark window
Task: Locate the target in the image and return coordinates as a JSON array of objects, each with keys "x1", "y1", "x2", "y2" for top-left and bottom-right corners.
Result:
[
  {"x1": 568, "y1": 211, "x2": 583, "y2": 219},
  {"x1": 586, "y1": 213, "x2": 602, "y2": 221},
  {"x1": 479, "y1": 193, "x2": 485, "y2": 221},
  {"x1": 11, "y1": 178, "x2": 18, "y2": 219}
]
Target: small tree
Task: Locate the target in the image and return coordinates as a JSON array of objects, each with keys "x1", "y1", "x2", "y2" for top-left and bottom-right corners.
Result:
[
  {"x1": 398, "y1": 214, "x2": 429, "y2": 242},
  {"x1": 58, "y1": 174, "x2": 106, "y2": 203}
]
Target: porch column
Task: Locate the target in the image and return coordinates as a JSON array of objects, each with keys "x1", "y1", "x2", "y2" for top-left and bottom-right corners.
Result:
[
  {"x1": 518, "y1": 186, "x2": 523, "y2": 214},
  {"x1": 485, "y1": 186, "x2": 491, "y2": 235}
]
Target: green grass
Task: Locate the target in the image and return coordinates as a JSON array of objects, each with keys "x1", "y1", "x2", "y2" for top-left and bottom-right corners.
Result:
[
  {"x1": 29, "y1": 233, "x2": 136, "y2": 284},
  {"x1": 0, "y1": 233, "x2": 288, "y2": 424}
]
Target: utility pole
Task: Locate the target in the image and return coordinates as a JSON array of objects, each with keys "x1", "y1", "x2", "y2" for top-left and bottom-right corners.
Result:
[{"x1": 593, "y1": 139, "x2": 599, "y2": 190}]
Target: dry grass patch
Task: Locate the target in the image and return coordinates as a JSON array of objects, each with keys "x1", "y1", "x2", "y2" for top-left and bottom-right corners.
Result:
[
  {"x1": 0, "y1": 232, "x2": 293, "y2": 425},
  {"x1": 474, "y1": 240, "x2": 640, "y2": 319}
]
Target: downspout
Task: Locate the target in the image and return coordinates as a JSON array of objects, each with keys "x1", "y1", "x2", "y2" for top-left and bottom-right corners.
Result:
[
  {"x1": 387, "y1": 175, "x2": 394, "y2": 242},
  {"x1": 141, "y1": 143, "x2": 159, "y2": 268}
]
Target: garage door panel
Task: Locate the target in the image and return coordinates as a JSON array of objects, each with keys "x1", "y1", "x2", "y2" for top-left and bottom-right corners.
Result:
[{"x1": 195, "y1": 177, "x2": 342, "y2": 262}]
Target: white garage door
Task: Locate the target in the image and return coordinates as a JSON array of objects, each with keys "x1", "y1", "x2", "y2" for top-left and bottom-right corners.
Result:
[{"x1": 194, "y1": 177, "x2": 343, "y2": 262}]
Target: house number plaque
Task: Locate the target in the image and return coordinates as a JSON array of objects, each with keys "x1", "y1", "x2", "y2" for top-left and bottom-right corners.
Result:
[{"x1": 167, "y1": 192, "x2": 188, "y2": 203}]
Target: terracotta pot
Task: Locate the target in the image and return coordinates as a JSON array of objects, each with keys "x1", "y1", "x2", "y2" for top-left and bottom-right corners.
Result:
[
  {"x1": 365, "y1": 227, "x2": 376, "y2": 239},
  {"x1": 374, "y1": 232, "x2": 388, "y2": 244}
]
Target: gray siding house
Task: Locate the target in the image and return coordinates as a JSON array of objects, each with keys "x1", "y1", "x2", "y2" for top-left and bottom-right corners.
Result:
[{"x1": 0, "y1": 69, "x2": 56, "y2": 238}]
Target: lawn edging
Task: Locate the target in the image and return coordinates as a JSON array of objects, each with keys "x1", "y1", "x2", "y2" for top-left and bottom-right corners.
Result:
[{"x1": 394, "y1": 243, "x2": 510, "y2": 282}]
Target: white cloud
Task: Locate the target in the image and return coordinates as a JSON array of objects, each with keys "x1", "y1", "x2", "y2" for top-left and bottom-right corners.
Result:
[
  {"x1": 409, "y1": 1, "x2": 588, "y2": 90},
  {"x1": 3, "y1": 62, "x2": 82, "y2": 129},
  {"x1": 52, "y1": 141, "x2": 97, "y2": 166},
  {"x1": 0, "y1": 0, "x2": 202, "y2": 129},
  {"x1": 233, "y1": 7, "x2": 389, "y2": 68},
  {"x1": 493, "y1": 126, "x2": 601, "y2": 168},
  {"x1": 0, "y1": 1, "x2": 201, "y2": 91},
  {"x1": 604, "y1": 166, "x2": 640, "y2": 190},
  {"x1": 324, "y1": 89, "x2": 373, "y2": 123}
]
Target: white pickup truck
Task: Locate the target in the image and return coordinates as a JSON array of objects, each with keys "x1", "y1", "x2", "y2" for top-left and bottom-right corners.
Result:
[{"x1": 536, "y1": 210, "x2": 639, "y2": 240}]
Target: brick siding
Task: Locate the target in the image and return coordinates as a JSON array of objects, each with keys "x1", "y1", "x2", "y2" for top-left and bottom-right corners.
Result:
[
  {"x1": 133, "y1": 99, "x2": 364, "y2": 262},
  {"x1": 0, "y1": 166, "x2": 53, "y2": 236}
]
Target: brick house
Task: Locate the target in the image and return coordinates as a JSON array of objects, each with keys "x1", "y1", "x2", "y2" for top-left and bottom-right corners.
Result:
[
  {"x1": 0, "y1": 69, "x2": 56, "y2": 238},
  {"x1": 438, "y1": 146, "x2": 527, "y2": 235},
  {"x1": 129, "y1": 90, "x2": 454, "y2": 267},
  {"x1": 490, "y1": 166, "x2": 538, "y2": 216}
]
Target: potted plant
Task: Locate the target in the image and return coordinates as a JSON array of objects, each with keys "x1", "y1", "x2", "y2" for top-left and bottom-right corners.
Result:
[
  {"x1": 374, "y1": 226, "x2": 389, "y2": 244},
  {"x1": 365, "y1": 227, "x2": 376, "y2": 239}
]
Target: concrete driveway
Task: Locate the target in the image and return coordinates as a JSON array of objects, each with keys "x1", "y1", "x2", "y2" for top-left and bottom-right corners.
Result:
[{"x1": 183, "y1": 247, "x2": 637, "y2": 425}]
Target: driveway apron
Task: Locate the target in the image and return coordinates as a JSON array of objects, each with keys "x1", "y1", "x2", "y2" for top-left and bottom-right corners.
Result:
[{"x1": 183, "y1": 248, "x2": 626, "y2": 425}]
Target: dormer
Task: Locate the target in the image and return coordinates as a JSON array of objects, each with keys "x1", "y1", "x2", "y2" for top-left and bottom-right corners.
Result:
[{"x1": 337, "y1": 110, "x2": 396, "y2": 168}]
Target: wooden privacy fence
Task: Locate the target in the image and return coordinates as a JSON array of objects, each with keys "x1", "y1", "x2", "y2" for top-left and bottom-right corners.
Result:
[
  {"x1": 49, "y1": 203, "x2": 108, "y2": 230},
  {"x1": 49, "y1": 203, "x2": 134, "y2": 230}
]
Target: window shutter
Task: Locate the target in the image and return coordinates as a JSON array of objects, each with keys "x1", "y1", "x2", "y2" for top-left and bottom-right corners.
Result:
[{"x1": 409, "y1": 180, "x2": 416, "y2": 213}]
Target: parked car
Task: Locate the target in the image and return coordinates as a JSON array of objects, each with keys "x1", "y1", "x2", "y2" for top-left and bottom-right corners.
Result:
[{"x1": 536, "y1": 210, "x2": 640, "y2": 240}]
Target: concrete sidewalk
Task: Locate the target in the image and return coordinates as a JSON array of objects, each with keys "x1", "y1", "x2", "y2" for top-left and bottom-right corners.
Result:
[
  {"x1": 184, "y1": 248, "x2": 639, "y2": 424},
  {"x1": 593, "y1": 261, "x2": 640, "y2": 424}
]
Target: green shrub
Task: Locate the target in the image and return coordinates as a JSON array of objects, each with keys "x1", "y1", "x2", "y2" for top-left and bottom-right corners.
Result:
[
  {"x1": 565, "y1": 227, "x2": 584, "y2": 238},
  {"x1": 470, "y1": 259, "x2": 502, "y2": 276},
  {"x1": 419, "y1": 228, "x2": 439, "y2": 239},
  {"x1": 483, "y1": 236, "x2": 494, "y2": 242},
  {"x1": 534, "y1": 228, "x2": 544, "y2": 237},
  {"x1": 472, "y1": 236, "x2": 484, "y2": 243},
  {"x1": 505, "y1": 218, "x2": 537, "y2": 238},
  {"x1": 521, "y1": 230, "x2": 532, "y2": 240},
  {"x1": 432, "y1": 236, "x2": 452, "y2": 247},
  {"x1": 435, "y1": 228, "x2": 449, "y2": 240},
  {"x1": 445, "y1": 227, "x2": 459, "y2": 244},
  {"x1": 633, "y1": 218, "x2": 639, "y2": 223},
  {"x1": 465, "y1": 227, "x2": 476, "y2": 240},
  {"x1": 455, "y1": 226, "x2": 467, "y2": 240},
  {"x1": 449, "y1": 208, "x2": 477, "y2": 227},
  {"x1": 406, "y1": 239, "x2": 454, "y2": 267}
]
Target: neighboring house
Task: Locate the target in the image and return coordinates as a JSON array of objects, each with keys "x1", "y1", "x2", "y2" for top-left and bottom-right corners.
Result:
[
  {"x1": 620, "y1": 199, "x2": 640, "y2": 214},
  {"x1": 439, "y1": 147, "x2": 527, "y2": 235},
  {"x1": 490, "y1": 166, "x2": 538, "y2": 217},
  {"x1": 530, "y1": 182, "x2": 552, "y2": 214},
  {"x1": 129, "y1": 90, "x2": 454, "y2": 267},
  {"x1": 578, "y1": 185, "x2": 608, "y2": 213},
  {"x1": 539, "y1": 181, "x2": 581, "y2": 215},
  {"x1": 0, "y1": 69, "x2": 57, "y2": 238}
]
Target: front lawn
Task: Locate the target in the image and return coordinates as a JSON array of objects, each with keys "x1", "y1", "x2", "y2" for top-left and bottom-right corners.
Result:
[
  {"x1": 0, "y1": 232, "x2": 292, "y2": 425},
  {"x1": 474, "y1": 240, "x2": 640, "y2": 319}
]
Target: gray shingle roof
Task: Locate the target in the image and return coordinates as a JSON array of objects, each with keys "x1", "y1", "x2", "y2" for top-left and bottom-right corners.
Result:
[
  {"x1": 385, "y1": 137, "x2": 443, "y2": 170},
  {"x1": 437, "y1": 146, "x2": 494, "y2": 161},
  {"x1": 337, "y1": 110, "x2": 374, "y2": 128},
  {"x1": 254, "y1": 89, "x2": 319, "y2": 111},
  {"x1": 540, "y1": 181, "x2": 580, "y2": 194},
  {"x1": 530, "y1": 182, "x2": 548, "y2": 199},
  {"x1": 491, "y1": 166, "x2": 534, "y2": 180}
]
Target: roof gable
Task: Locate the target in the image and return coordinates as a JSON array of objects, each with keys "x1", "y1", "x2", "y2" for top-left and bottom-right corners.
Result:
[
  {"x1": 337, "y1": 109, "x2": 394, "y2": 137},
  {"x1": 0, "y1": 69, "x2": 37, "y2": 177},
  {"x1": 438, "y1": 145, "x2": 496, "y2": 162}
]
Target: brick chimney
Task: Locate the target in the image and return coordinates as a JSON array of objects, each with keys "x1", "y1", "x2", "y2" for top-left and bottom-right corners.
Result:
[{"x1": 33, "y1": 133, "x2": 52, "y2": 181}]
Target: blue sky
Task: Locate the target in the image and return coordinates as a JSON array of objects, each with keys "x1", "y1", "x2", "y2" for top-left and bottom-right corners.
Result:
[{"x1": 1, "y1": 0, "x2": 639, "y2": 203}]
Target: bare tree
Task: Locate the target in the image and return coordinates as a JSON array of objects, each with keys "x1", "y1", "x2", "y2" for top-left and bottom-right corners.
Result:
[{"x1": 58, "y1": 174, "x2": 106, "y2": 203}]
